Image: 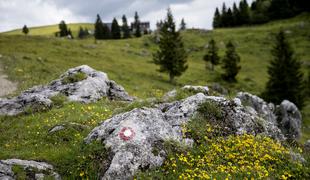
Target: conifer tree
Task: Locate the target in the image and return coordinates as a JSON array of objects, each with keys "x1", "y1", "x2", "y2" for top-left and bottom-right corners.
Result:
[
  {"x1": 222, "y1": 41, "x2": 241, "y2": 82},
  {"x1": 22, "y1": 25, "x2": 29, "y2": 35},
  {"x1": 111, "y1": 18, "x2": 121, "y2": 39},
  {"x1": 262, "y1": 30, "x2": 304, "y2": 108},
  {"x1": 180, "y1": 18, "x2": 186, "y2": 30},
  {"x1": 269, "y1": 0, "x2": 293, "y2": 20},
  {"x1": 122, "y1": 15, "x2": 131, "y2": 39},
  {"x1": 67, "y1": 28, "x2": 73, "y2": 39},
  {"x1": 226, "y1": 8, "x2": 234, "y2": 27},
  {"x1": 59, "y1": 20, "x2": 68, "y2": 37},
  {"x1": 232, "y1": 3, "x2": 239, "y2": 26},
  {"x1": 134, "y1": 11, "x2": 141, "y2": 37},
  {"x1": 78, "y1": 26, "x2": 84, "y2": 39},
  {"x1": 203, "y1": 39, "x2": 220, "y2": 71},
  {"x1": 153, "y1": 8, "x2": 188, "y2": 83},
  {"x1": 221, "y1": 3, "x2": 228, "y2": 27},
  {"x1": 84, "y1": 28, "x2": 90, "y2": 36},
  {"x1": 102, "y1": 23, "x2": 111, "y2": 39},
  {"x1": 213, "y1": 8, "x2": 221, "y2": 28},
  {"x1": 94, "y1": 14, "x2": 105, "y2": 39},
  {"x1": 78, "y1": 27, "x2": 89, "y2": 39},
  {"x1": 239, "y1": 0, "x2": 251, "y2": 25},
  {"x1": 156, "y1": 20, "x2": 164, "y2": 31}
]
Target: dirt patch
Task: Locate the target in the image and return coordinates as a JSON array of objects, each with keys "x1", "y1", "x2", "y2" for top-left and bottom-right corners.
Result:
[{"x1": 0, "y1": 62, "x2": 17, "y2": 97}]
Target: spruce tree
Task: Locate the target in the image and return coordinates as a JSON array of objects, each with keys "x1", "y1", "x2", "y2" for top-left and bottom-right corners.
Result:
[
  {"x1": 232, "y1": 3, "x2": 239, "y2": 26},
  {"x1": 262, "y1": 30, "x2": 304, "y2": 109},
  {"x1": 239, "y1": 0, "x2": 251, "y2": 25},
  {"x1": 180, "y1": 18, "x2": 186, "y2": 30},
  {"x1": 67, "y1": 28, "x2": 73, "y2": 39},
  {"x1": 269, "y1": 0, "x2": 293, "y2": 20},
  {"x1": 84, "y1": 28, "x2": 90, "y2": 36},
  {"x1": 203, "y1": 39, "x2": 220, "y2": 71},
  {"x1": 226, "y1": 8, "x2": 234, "y2": 27},
  {"x1": 213, "y1": 8, "x2": 221, "y2": 28},
  {"x1": 78, "y1": 26, "x2": 85, "y2": 39},
  {"x1": 102, "y1": 23, "x2": 111, "y2": 39},
  {"x1": 222, "y1": 41, "x2": 241, "y2": 82},
  {"x1": 221, "y1": 3, "x2": 228, "y2": 27},
  {"x1": 122, "y1": 15, "x2": 131, "y2": 39},
  {"x1": 134, "y1": 11, "x2": 141, "y2": 37},
  {"x1": 59, "y1": 20, "x2": 68, "y2": 37},
  {"x1": 22, "y1": 25, "x2": 29, "y2": 35},
  {"x1": 153, "y1": 8, "x2": 188, "y2": 83},
  {"x1": 94, "y1": 14, "x2": 104, "y2": 39},
  {"x1": 111, "y1": 18, "x2": 121, "y2": 39}
]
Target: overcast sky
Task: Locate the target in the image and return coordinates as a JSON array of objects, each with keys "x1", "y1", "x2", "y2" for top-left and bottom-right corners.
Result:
[{"x1": 0, "y1": 0, "x2": 253, "y2": 32}]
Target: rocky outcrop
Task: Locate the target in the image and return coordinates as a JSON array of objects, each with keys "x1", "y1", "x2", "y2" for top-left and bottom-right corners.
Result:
[
  {"x1": 0, "y1": 65, "x2": 133, "y2": 116},
  {"x1": 85, "y1": 91, "x2": 297, "y2": 179},
  {"x1": 0, "y1": 159, "x2": 60, "y2": 180},
  {"x1": 277, "y1": 100, "x2": 302, "y2": 140}
]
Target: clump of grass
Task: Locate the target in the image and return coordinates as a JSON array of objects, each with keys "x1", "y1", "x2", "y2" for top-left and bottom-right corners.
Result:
[
  {"x1": 55, "y1": 140, "x2": 109, "y2": 179},
  {"x1": 61, "y1": 72, "x2": 87, "y2": 84},
  {"x1": 12, "y1": 165, "x2": 27, "y2": 179},
  {"x1": 24, "y1": 103, "x2": 51, "y2": 115},
  {"x1": 50, "y1": 93, "x2": 67, "y2": 108},
  {"x1": 113, "y1": 98, "x2": 160, "y2": 115}
]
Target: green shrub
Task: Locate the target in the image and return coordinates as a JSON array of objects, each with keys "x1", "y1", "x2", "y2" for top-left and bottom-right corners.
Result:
[
  {"x1": 61, "y1": 72, "x2": 87, "y2": 84},
  {"x1": 197, "y1": 100, "x2": 222, "y2": 120}
]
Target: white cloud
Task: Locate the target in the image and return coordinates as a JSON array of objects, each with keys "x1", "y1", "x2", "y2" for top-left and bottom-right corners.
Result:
[
  {"x1": 145, "y1": 0, "x2": 253, "y2": 30},
  {"x1": 0, "y1": 0, "x2": 87, "y2": 32}
]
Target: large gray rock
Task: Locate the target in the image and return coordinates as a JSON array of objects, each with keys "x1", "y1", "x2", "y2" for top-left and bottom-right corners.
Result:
[
  {"x1": 0, "y1": 65, "x2": 133, "y2": 116},
  {"x1": 237, "y1": 92, "x2": 276, "y2": 123},
  {"x1": 85, "y1": 93, "x2": 286, "y2": 179},
  {"x1": 0, "y1": 162, "x2": 14, "y2": 180},
  {"x1": 277, "y1": 100, "x2": 302, "y2": 140},
  {"x1": 0, "y1": 159, "x2": 60, "y2": 180}
]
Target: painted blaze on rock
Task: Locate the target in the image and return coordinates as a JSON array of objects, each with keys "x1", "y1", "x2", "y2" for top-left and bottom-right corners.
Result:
[{"x1": 119, "y1": 127, "x2": 135, "y2": 141}]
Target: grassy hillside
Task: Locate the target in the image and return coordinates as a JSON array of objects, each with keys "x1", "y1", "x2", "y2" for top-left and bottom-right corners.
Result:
[
  {"x1": 3, "y1": 23, "x2": 94, "y2": 37},
  {"x1": 0, "y1": 13, "x2": 310, "y2": 178}
]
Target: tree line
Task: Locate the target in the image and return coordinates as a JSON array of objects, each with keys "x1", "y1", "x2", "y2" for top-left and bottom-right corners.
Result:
[
  {"x1": 21, "y1": 12, "x2": 148, "y2": 39},
  {"x1": 94, "y1": 12, "x2": 147, "y2": 40},
  {"x1": 213, "y1": 0, "x2": 309, "y2": 28}
]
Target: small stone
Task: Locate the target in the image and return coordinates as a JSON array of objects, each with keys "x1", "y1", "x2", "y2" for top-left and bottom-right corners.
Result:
[{"x1": 48, "y1": 125, "x2": 65, "y2": 134}]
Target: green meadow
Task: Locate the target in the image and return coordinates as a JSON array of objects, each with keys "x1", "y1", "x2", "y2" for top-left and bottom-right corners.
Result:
[{"x1": 0, "y1": 13, "x2": 309, "y2": 178}]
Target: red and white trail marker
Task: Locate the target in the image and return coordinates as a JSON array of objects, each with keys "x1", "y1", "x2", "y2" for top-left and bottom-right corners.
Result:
[{"x1": 119, "y1": 127, "x2": 135, "y2": 141}]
